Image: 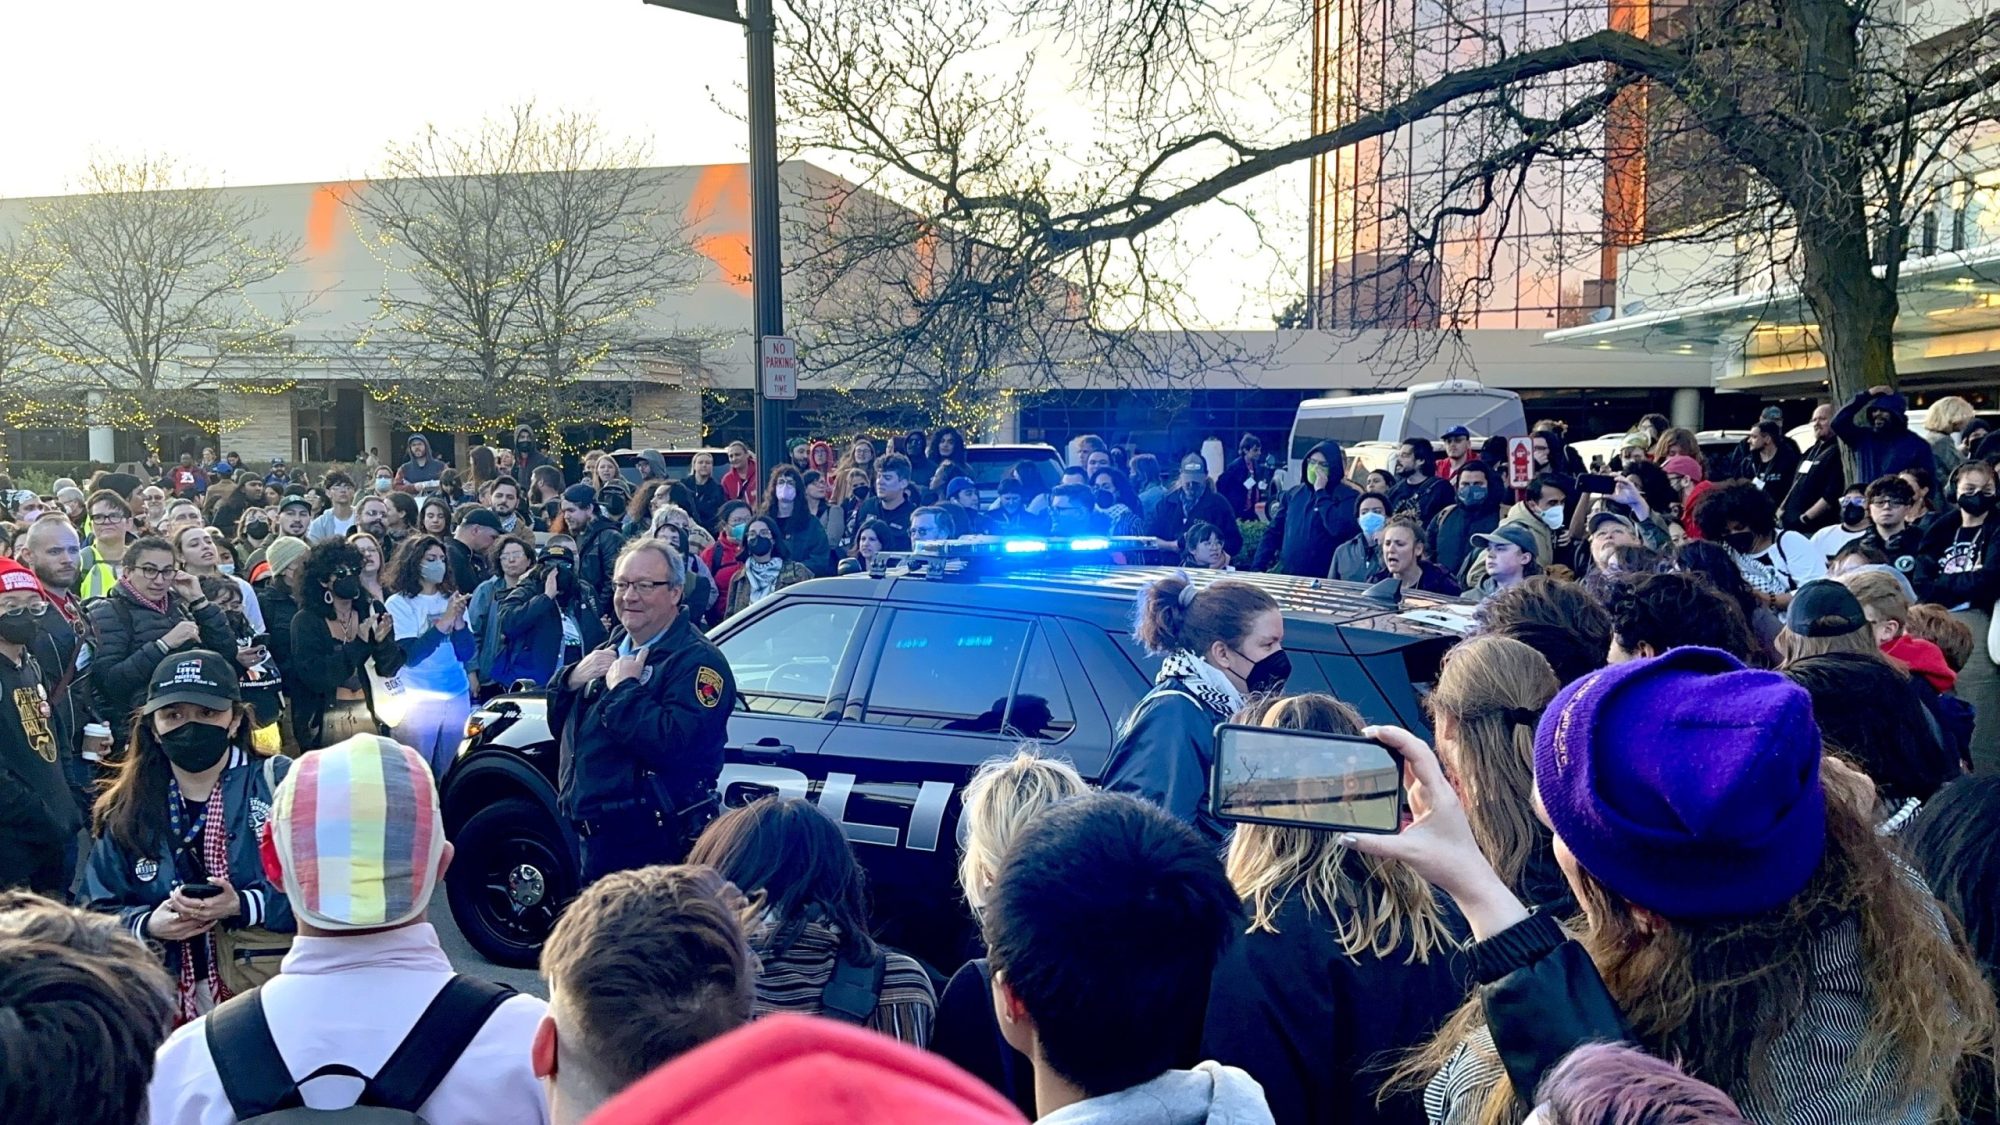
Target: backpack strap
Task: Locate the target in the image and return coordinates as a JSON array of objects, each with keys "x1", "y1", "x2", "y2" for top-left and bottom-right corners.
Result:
[
  {"x1": 363, "y1": 975, "x2": 517, "y2": 1112},
  {"x1": 205, "y1": 988, "x2": 307, "y2": 1118},
  {"x1": 820, "y1": 948, "x2": 887, "y2": 1025}
]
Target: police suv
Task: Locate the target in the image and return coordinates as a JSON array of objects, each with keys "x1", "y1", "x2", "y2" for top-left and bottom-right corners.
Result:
[{"x1": 440, "y1": 535, "x2": 1467, "y2": 970}]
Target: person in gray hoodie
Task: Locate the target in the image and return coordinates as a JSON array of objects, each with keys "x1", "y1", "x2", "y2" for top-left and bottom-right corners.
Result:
[{"x1": 983, "y1": 792, "x2": 1275, "y2": 1124}]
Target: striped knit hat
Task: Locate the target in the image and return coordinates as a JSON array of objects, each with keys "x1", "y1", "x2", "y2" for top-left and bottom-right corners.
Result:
[{"x1": 268, "y1": 734, "x2": 445, "y2": 932}]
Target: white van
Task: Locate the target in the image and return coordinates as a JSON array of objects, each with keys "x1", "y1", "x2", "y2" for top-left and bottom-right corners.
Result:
[{"x1": 1287, "y1": 380, "x2": 1527, "y2": 483}]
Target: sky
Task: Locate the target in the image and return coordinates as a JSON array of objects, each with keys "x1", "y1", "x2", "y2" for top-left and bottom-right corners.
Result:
[{"x1": 0, "y1": 0, "x2": 1306, "y2": 329}]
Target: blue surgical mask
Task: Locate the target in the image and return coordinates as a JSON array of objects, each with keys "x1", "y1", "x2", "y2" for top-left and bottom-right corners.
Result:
[
  {"x1": 1359, "y1": 511, "x2": 1386, "y2": 537},
  {"x1": 420, "y1": 559, "x2": 447, "y2": 585}
]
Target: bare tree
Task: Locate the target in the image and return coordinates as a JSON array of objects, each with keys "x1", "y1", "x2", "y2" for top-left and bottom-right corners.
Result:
[
  {"x1": 345, "y1": 105, "x2": 708, "y2": 435},
  {"x1": 19, "y1": 157, "x2": 300, "y2": 437},
  {"x1": 777, "y1": 0, "x2": 2000, "y2": 405},
  {"x1": 774, "y1": 0, "x2": 1274, "y2": 436}
]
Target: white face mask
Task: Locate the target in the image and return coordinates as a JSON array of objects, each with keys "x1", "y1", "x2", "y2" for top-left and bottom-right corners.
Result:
[{"x1": 1539, "y1": 505, "x2": 1565, "y2": 530}]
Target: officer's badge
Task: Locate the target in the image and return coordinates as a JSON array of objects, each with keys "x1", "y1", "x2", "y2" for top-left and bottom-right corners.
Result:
[{"x1": 696, "y1": 666, "x2": 724, "y2": 708}]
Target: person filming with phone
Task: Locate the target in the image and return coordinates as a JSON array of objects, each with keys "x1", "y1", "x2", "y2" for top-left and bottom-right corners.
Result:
[
  {"x1": 1200, "y1": 693, "x2": 1471, "y2": 1125},
  {"x1": 81, "y1": 650, "x2": 292, "y2": 1023}
]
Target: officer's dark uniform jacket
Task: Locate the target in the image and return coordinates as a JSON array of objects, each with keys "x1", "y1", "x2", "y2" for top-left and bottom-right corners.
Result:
[
  {"x1": 87, "y1": 585, "x2": 236, "y2": 736},
  {"x1": 1102, "y1": 678, "x2": 1233, "y2": 845},
  {"x1": 81, "y1": 748, "x2": 294, "y2": 952},
  {"x1": 550, "y1": 609, "x2": 736, "y2": 827}
]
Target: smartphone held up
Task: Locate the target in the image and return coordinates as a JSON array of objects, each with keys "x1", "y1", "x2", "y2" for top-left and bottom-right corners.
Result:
[{"x1": 1211, "y1": 724, "x2": 1405, "y2": 835}]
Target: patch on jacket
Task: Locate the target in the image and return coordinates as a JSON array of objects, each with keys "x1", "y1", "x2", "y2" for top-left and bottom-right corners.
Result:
[
  {"x1": 696, "y1": 666, "x2": 724, "y2": 708},
  {"x1": 249, "y1": 797, "x2": 272, "y2": 833},
  {"x1": 134, "y1": 857, "x2": 159, "y2": 882}
]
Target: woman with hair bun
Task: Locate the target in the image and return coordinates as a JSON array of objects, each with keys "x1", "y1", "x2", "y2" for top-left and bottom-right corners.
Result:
[{"x1": 1101, "y1": 574, "x2": 1286, "y2": 844}]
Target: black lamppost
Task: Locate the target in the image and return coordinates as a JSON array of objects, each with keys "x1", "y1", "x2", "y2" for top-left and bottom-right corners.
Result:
[{"x1": 643, "y1": 0, "x2": 788, "y2": 473}]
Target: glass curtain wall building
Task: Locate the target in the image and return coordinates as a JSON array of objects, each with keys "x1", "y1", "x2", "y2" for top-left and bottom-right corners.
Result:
[{"x1": 1306, "y1": 0, "x2": 1644, "y2": 330}]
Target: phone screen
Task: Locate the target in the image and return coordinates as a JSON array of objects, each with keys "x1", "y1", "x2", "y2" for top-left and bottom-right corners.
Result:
[
  {"x1": 1578, "y1": 473, "x2": 1618, "y2": 494},
  {"x1": 1211, "y1": 724, "x2": 1404, "y2": 834}
]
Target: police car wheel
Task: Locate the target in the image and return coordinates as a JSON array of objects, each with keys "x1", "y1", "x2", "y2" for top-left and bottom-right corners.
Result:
[{"x1": 446, "y1": 797, "x2": 577, "y2": 967}]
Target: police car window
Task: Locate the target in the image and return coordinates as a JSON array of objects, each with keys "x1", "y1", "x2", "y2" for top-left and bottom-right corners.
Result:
[
  {"x1": 717, "y1": 602, "x2": 864, "y2": 717},
  {"x1": 1005, "y1": 629, "x2": 1076, "y2": 741},
  {"x1": 863, "y1": 611, "x2": 1029, "y2": 732}
]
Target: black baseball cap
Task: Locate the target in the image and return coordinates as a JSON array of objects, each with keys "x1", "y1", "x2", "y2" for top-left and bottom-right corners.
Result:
[
  {"x1": 458, "y1": 508, "x2": 503, "y2": 532},
  {"x1": 142, "y1": 650, "x2": 242, "y2": 715},
  {"x1": 278, "y1": 494, "x2": 313, "y2": 513},
  {"x1": 1785, "y1": 579, "x2": 1868, "y2": 638}
]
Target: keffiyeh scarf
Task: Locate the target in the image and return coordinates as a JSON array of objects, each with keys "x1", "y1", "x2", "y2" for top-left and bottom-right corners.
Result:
[{"x1": 1157, "y1": 648, "x2": 1244, "y2": 718}]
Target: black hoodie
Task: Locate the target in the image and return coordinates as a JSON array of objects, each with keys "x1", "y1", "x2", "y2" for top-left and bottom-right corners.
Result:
[{"x1": 1254, "y1": 441, "x2": 1359, "y2": 577}]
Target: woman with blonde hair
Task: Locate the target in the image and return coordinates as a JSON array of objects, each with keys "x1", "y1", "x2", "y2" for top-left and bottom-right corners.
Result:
[
  {"x1": 1923, "y1": 395, "x2": 1975, "y2": 475},
  {"x1": 1426, "y1": 635, "x2": 1566, "y2": 910},
  {"x1": 1202, "y1": 692, "x2": 1468, "y2": 1125},
  {"x1": 931, "y1": 749, "x2": 1090, "y2": 1116}
]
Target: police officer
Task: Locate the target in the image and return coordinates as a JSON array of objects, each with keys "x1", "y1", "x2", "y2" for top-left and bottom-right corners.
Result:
[{"x1": 550, "y1": 538, "x2": 736, "y2": 883}]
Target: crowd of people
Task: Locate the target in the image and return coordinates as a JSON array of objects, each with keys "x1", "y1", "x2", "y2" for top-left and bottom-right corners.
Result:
[{"x1": 4, "y1": 404, "x2": 2000, "y2": 1124}]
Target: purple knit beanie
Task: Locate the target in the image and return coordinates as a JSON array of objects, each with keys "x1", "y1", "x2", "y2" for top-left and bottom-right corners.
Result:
[{"x1": 1534, "y1": 646, "x2": 1826, "y2": 919}]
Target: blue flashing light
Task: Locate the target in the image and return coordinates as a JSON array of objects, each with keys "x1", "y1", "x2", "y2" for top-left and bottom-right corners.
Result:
[
  {"x1": 1066, "y1": 537, "x2": 1111, "y2": 551},
  {"x1": 1002, "y1": 538, "x2": 1051, "y2": 554}
]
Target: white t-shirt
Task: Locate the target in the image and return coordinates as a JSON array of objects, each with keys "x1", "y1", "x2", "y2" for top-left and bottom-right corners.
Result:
[
  {"x1": 306, "y1": 509, "x2": 357, "y2": 543},
  {"x1": 387, "y1": 591, "x2": 470, "y2": 696},
  {"x1": 1811, "y1": 524, "x2": 1866, "y2": 561},
  {"x1": 1745, "y1": 530, "x2": 1828, "y2": 590}
]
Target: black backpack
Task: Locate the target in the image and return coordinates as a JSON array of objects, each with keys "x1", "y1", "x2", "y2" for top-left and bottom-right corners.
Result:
[{"x1": 203, "y1": 975, "x2": 515, "y2": 1123}]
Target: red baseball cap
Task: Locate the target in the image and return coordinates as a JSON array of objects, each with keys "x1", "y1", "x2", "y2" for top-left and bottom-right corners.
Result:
[{"x1": 584, "y1": 1015, "x2": 1026, "y2": 1125}]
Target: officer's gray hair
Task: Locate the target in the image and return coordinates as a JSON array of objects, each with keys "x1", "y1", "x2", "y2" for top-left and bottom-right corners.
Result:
[{"x1": 615, "y1": 536, "x2": 686, "y2": 589}]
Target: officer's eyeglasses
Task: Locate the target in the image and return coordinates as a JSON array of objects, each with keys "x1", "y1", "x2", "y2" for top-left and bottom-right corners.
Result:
[
  {"x1": 612, "y1": 579, "x2": 674, "y2": 594},
  {"x1": 0, "y1": 602, "x2": 48, "y2": 619}
]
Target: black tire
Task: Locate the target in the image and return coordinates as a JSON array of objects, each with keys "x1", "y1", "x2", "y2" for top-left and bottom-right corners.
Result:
[{"x1": 446, "y1": 796, "x2": 577, "y2": 968}]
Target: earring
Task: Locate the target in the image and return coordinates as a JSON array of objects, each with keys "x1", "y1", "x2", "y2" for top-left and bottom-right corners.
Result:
[{"x1": 324, "y1": 589, "x2": 334, "y2": 604}]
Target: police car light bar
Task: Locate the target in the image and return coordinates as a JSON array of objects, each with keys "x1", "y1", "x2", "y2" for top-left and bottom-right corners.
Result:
[{"x1": 868, "y1": 534, "x2": 1176, "y2": 579}]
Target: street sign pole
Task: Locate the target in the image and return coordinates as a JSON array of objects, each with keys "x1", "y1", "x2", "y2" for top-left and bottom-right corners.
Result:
[
  {"x1": 744, "y1": 0, "x2": 788, "y2": 476},
  {"x1": 644, "y1": 0, "x2": 788, "y2": 473}
]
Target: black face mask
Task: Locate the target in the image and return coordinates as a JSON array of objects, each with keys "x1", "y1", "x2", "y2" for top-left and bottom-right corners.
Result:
[
  {"x1": 0, "y1": 613, "x2": 40, "y2": 645},
  {"x1": 243, "y1": 519, "x2": 271, "y2": 541},
  {"x1": 745, "y1": 534, "x2": 775, "y2": 557},
  {"x1": 1961, "y1": 492, "x2": 1996, "y2": 517},
  {"x1": 1095, "y1": 488, "x2": 1117, "y2": 509},
  {"x1": 160, "y1": 722, "x2": 231, "y2": 772},
  {"x1": 1841, "y1": 499, "x2": 1867, "y2": 526},
  {"x1": 1723, "y1": 530, "x2": 1758, "y2": 553},
  {"x1": 1233, "y1": 648, "x2": 1291, "y2": 695},
  {"x1": 329, "y1": 575, "x2": 363, "y2": 600},
  {"x1": 850, "y1": 485, "x2": 873, "y2": 503}
]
